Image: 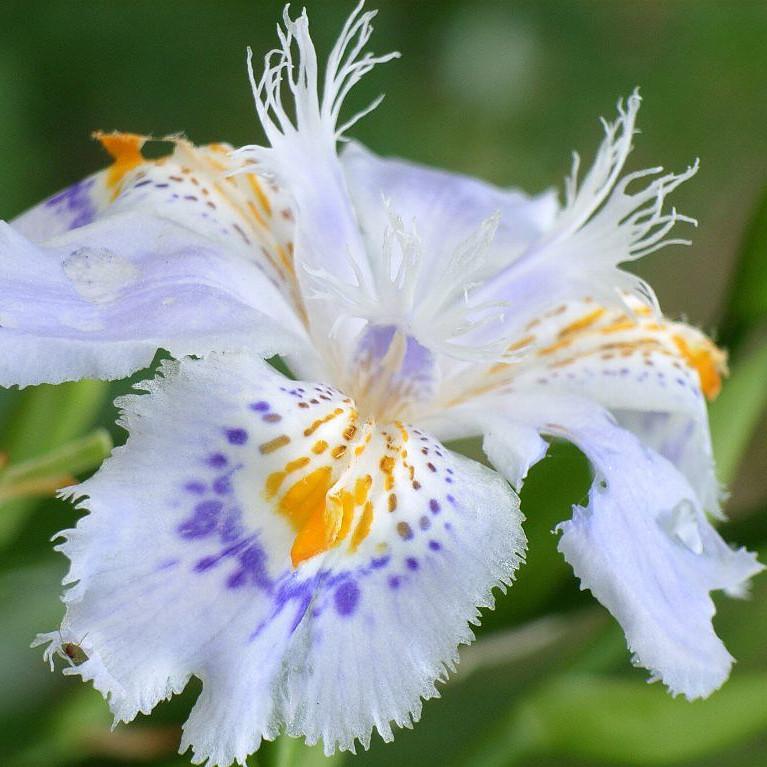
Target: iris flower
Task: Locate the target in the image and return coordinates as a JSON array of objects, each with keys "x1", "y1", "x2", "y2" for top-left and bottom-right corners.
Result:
[{"x1": 0, "y1": 4, "x2": 759, "y2": 765}]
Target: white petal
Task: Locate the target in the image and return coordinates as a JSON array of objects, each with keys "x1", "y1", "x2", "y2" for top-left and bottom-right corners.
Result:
[
  {"x1": 468, "y1": 93, "x2": 698, "y2": 347},
  {"x1": 327, "y1": 142, "x2": 559, "y2": 362},
  {"x1": 425, "y1": 307, "x2": 743, "y2": 695},
  {"x1": 1, "y1": 137, "x2": 312, "y2": 387},
  {"x1": 481, "y1": 420, "x2": 548, "y2": 491},
  {"x1": 236, "y1": 5, "x2": 398, "y2": 345},
  {"x1": 428, "y1": 298, "x2": 725, "y2": 515},
  {"x1": 615, "y1": 409, "x2": 720, "y2": 517},
  {"x1": 38, "y1": 352, "x2": 523, "y2": 765},
  {"x1": 341, "y1": 141, "x2": 558, "y2": 286},
  {"x1": 510, "y1": 298, "x2": 725, "y2": 513},
  {"x1": 0, "y1": 216, "x2": 303, "y2": 387},
  {"x1": 480, "y1": 394, "x2": 761, "y2": 699}
]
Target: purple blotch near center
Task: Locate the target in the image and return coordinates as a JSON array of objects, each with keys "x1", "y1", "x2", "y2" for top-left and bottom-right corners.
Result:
[
  {"x1": 334, "y1": 580, "x2": 360, "y2": 616},
  {"x1": 44, "y1": 178, "x2": 96, "y2": 230},
  {"x1": 226, "y1": 428, "x2": 248, "y2": 445},
  {"x1": 220, "y1": 510, "x2": 243, "y2": 542},
  {"x1": 356, "y1": 324, "x2": 434, "y2": 385},
  {"x1": 250, "y1": 400, "x2": 270, "y2": 412},
  {"x1": 212, "y1": 475, "x2": 232, "y2": 495},
  {"x1": 228, "y1": 542, "x2": 272, "y2": 591},
  {"x1": 178, "y1": 499, "x2": 223, "y2": 539},
  {"x1": 207, "y1": 453, "x2": 228, "y2": 468}
]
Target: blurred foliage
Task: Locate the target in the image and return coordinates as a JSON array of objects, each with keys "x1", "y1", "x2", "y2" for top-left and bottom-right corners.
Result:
[
  {"x1": 709, "y1": 342, "x2": 767, "y2": 487},
  {"x1": 719, "y1": 185, "x2": 767, "y2": 350},
  {"x1": 1, "y1": 2, "x2": 767, "y2": 767},
  {"x1": 0, "y1": 380, "x2": 110, "y2": 544}
]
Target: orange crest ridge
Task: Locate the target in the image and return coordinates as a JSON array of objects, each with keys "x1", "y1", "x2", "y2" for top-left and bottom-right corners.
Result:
[
  {"x1": 93, "y1": 131, "x2": 149, "y2": 196},
  {"x1": 672, "y1": 333, "x2": 727, "y2": 400}
]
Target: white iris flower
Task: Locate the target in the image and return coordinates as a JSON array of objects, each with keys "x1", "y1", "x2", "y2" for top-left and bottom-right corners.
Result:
[{"x1": 0, "y1": 3, "x2": 759, "y2": 765}]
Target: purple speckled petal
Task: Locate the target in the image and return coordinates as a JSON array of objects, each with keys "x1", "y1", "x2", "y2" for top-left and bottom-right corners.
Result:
[
  {"x1": 1, "y1": 138, "x2": 313, "y2": 388},
  {"x1": 13, "y1": 176, "x2": 103, "y2": 242},
  {"x1": 36, "y1": 352, "x2": 524, "y2": 763}
]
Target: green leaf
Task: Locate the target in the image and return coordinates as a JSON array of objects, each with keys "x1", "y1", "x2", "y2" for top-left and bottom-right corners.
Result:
[
  {"x1": 709, "y1": 340, "x2": 767, "y2": 485},
  {"x1": 444, "y1": 439, "x2": 591, "y2": 630},
  {"x1": 267, "y1": 735, "x2": 344, "y2": 767},
  {"x1": 0, "y1": 380, "x2": 109, "y2": 545},
  {"x1": 711, "y1": 546, "x2": 767, "y2": 672},
  {"x1": 352, "y1": 610, "x2": 607, "y2": 767},
  {"x1": 0, "y1": 428, "x2": 112, "y2": 503},
  {"x1": 0, "y1": 560, "x2": 76, "y2": 764},
  {"x1": 719, "y1": 185, "x2": 767, "y2": 349},
  {"x1": 0, "y1": 561, "x2": 68, "y2": 723},
  {"x1": 503, "y1": 673, "x2": 767, "y2": 766},
  {"x1": 9, "y1": 688, "x2": 112, "y2": 767},
  {"x1": 458, "y1": 561, "x2": 767, "y2": 767}
]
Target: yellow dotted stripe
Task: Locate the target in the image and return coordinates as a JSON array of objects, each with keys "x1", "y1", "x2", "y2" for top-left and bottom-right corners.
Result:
[{"x1": 262, "y1": 409, "x2": 414, "y2": 568}]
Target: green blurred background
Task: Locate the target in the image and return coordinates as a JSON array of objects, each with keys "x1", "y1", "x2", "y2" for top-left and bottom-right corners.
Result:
[{"x1": 1, "y1": 1, "x2": 767, "y2": 766}]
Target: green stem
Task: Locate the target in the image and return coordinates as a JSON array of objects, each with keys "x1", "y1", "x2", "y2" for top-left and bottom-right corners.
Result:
[
  {"x1": 0, "y1": 380, "x2": 109, "y2": 544},
  {"x1": 0, "y1": 429, "x2": 112, "y2": 505},
  {"x1": 709, "y1": 339, "x2": 767, "y2": 486}
]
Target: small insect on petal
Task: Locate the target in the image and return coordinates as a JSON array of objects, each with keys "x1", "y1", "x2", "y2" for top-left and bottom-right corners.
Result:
[{"x1": 60, "y1": 641, "x2": 89, "y2": 666}]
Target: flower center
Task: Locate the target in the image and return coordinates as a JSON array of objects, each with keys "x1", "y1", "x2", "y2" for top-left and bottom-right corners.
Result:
[
  {"x1": 346, "y1": 323, "x2": 435, "y2": 422},
  {"x1": 258, "y1": 399, "x2": 418, "y2": 569}
]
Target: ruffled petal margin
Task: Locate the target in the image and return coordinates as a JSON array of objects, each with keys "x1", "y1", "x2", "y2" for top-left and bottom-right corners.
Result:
[
  {"x1": 552, "y1": 403, "x2": 761, "y2": 698},
  {"x1": 475, "y1": 393, "x2": 761, "y2": 699},
  {"x1": 35, "y1": 352, "x2": 524, "y2": 765},
  {"x1": 2, "y1": 135, "x2": 309, "y2": 387}
]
